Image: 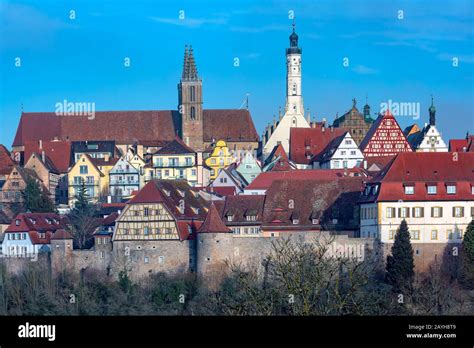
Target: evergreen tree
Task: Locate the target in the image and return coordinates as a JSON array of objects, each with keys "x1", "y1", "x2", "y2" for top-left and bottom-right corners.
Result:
[
  {"x1": 386, "y1": 219, "x2": 415, "y2": 293},
  {"x1": 460, "y1": 220, "x2": 474, "y2": 289},
  {"x1": 68, "y1": 180, "x2": 99, "y2": 249},
  {"x1": 22, "y1": 176, "x2": 56, "y2": 213}
]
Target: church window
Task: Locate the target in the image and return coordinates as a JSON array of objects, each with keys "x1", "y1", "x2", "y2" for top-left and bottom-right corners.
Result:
[
  {"x1": 190, "y1": 106, "x2": 196, "y2": 120},
  {"x1": 292, "y1": 117, "x2": 297, "y2": 126},
  {"x1": 190, "y1": 86, "x2": 196, "y2": 102},
  {"x1": 292, "y1": 84, "x2": 297, "y2": 95}
]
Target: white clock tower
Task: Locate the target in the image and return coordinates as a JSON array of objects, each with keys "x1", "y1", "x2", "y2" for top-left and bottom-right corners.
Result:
[{"x1": 263, "y1": 24, "x2": 310, "y2": 159}]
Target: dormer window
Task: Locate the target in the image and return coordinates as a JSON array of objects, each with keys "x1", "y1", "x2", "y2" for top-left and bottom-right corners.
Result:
[
  {"x1": 227, "y1": 215, "x2": 234, "y2": 222},
  {"x1": 15, "y1": 219, "x2": 20, "y2": 226},
  {"x1": 446, "y1": 184, "x2": 456, "y2": 194},
  {"x1": 312, "y1": 218, "x2": 319, "y2": 225},
  {"x1": 292, "y1": 218, "x2": 299, "y2": 225},
  {"x1": 177, "y1": 189, "x2": 185, "y2": 198},
  {"x1": 163, "y1": 189, "x2": 171, "y2": 197},
  {"x1": 404, "y1": 185, "x2": 414, "y2": 195},
  {"x1": 427, "y1": 185, "x2": 437, "y2": 195}
]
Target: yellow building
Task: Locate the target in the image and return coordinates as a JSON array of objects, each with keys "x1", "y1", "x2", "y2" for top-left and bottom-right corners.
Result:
[
  {"x1": 68, "y1": 154, "x2": 118, "y2": 206},
  {"x1": 205, "y1": 140, "x2": 235, "y2": 179}
]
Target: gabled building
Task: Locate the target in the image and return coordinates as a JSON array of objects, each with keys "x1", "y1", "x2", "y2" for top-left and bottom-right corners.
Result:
[
  {"x1": 150, "y1": 137, "x2": 210, "y2": 187},
  {"x1": 359, "y1": 152, "x2": 474, "y2": 271},
  {"x1": 112, "y1": 180, "x2": 209, "y2": 277},
  {"x1": 1, "y1": 166, "x2": 44, "y2": 204},
  {"x1": 24, "y1": 152, "x2": 61, "y2": 203},
  {"x1": 208, "y1": 167, "x2": 247, "y2": 196},
  {"x1": 262, "y1": 143, "x2": 296, "y2": 172},
  {"x1": 449, "y1": 133, "x2": 474, "y2": 153},
  {"x1": 68, "y1": 154, "x2": 118, "y2": 206},
  {"x1": 2, "y1": 213, "x2": 64, "y2": 256},
  {"x1": 234, "y1": 151, "x2": 261, "y2": 184},
  {"x1": 405, "y1": 99, "x2": 448, "y2": 152},
  {"x1": 108, "y1": 157, "x2": 140, "y2": 200},
  {"x1": 262, "y1": 25, "x2": 310, "y2": 159},
  {"x1": 289, "y1": 124, "x2": 347, "y2": 169},
  {"x1": 311, "y1": 131, "x2": 364, "y2": 169},
  {"x1": 359, "y1": 109, "x2": 412, "y2": 157},
  {"x1": 204, "y1": 140, "x2": 235, "y2": 179},
  {"x1": 332, "y1": 99, "x2": 374, "y2": 145}
]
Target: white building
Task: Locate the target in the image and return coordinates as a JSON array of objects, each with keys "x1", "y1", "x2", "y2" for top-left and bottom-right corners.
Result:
[
  {"x1": 262, "y1": 24, "x2": 310, "y2": 159},
  {"x1": 2, "y1": 213, "x2": 64, "y2": 257},
  {"x1": 312, "y1": 132, "x2": 364, "y2": 169},
  {"x1": 359, "y1": 152, "x2": 474, "y2": 271},
  {"x1": 108, "y1": 157, "x2": 140, "y2": 199},
  {"x1": 406, "y1": 99, "x2": 448, "y2": 152}
]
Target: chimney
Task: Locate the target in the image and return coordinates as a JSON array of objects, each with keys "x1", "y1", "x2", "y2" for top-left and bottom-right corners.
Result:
[
  {"x1": 39, "y1": 139, "x2": 43, "y2": 149},
  {"x1": 41, "y1": 151, "x2": 45, "y2": 163},
  {"x1": 330, "y1": 126, "x2": 334, "y2": 133},
  {"x1": 363, "y1": 160, "x2": 367, "y2": 169},
  {"x1": 322, "y1": 126, "x2": 325, "y2": 133}
]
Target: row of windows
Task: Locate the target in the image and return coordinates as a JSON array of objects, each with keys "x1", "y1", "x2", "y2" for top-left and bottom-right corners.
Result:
[
  {"x1": 404, "y1": 184, "x2": 463, "y2": 195},
  {"x1": 7, "y1": 233, "x2": 27, "y2": 240},
  {"x1": 388, "y1": 229, "x2": 463, "y2": 241},
  {"x1": 231, "y1": 227, "x2": 260, "y2": 235},
  {"x1": 122, "y1": 227, "x2": 173, "y2": 235},
  {"x1": 386, "y1": 206, "x2": 472, "y2": 219}
]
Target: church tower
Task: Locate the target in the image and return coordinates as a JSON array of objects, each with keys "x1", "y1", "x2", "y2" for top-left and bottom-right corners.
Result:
[
  {"x1": 178, "y1": 45, "x2": 204, "y2": 151},
  {"x1": 285, "y1": 23, "x2": 304, "y2": 116},
  {"x1": 262, "y1": 23, "x2": 310, "y2": 159}
]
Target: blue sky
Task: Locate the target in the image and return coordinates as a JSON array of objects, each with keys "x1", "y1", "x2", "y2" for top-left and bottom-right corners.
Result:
[{"x1": 0, "y1": 0, "x2": 473, "y2": 147}]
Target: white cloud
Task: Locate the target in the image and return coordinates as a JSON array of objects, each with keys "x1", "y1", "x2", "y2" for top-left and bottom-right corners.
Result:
[
  {"x1": 353, "y1": 65, "x2": 379, "y2": 75},
  {"x1": 149, "y1": 16, "x2": 227, "y2": 28}
]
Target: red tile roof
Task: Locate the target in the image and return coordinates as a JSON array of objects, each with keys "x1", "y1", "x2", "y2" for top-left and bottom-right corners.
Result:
[
  {"x1": 128, "y1": 180, "x2": 165, "y2": 204},
  {"x1": 246, "y1": 168, "x2": 366, "y2": 191},
  {"x1": 5, "y1": 213, "x2": 65, "y2": 244},
  {"x1": 216, "y1": 194, "x2": 266, "y2": 225},
  {"x1": 263, "y1": 177, "x2": 364, "y2": 231},
  {"x1": 0, "y1": 144, "x2": 15, "y2": 176},
  {"x1": 206, "y1": 186, "x2": 236, "y2": 197},
  {"x1": 13, "y1": 109, "x2": 259, "y2": 147},
  {"x1": 154, "y1": 136, "x2": 196, "y2": 155},
  {"x1": 198, "y1": 203, "x2": 231, "y2": 233},
  {"x1": 290, "y1": 126, "x2": 347, "y2": 165},
  {"x1": 360, "y1": 152, "x2": 474, "y2": 202},
  {"x1": 23, "y1": 140, "x2": 72, "y2": 173},
  {"x1": 449, "y1": 139, "x2": 468, "y2": 152}
]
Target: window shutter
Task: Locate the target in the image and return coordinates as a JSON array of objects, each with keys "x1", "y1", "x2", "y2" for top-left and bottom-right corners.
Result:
[
  {"x1": 461, "y1": 207, "x2": 464, "y2": 217},
  {"x1": 398, "y1": 208, "x2": 401, "y2": 218},
  {"x1": 431, "y1": 207, "x2": 434, "y2": 217},
  {"x1": 421, "y1": 207, "x2": 424, "y2": 218},
  {"x1": 440, "y1": 207, "x2": 443, "y2": 217},
  {"x1": 412, "y1": 207, "x2": 415, "y2": 217},
  {"x1": 406, "y1": 208, "x2": 410, "y2": 218},
  {"x1": 452, "y1": 207, "x2": 455, "y2": 217}
]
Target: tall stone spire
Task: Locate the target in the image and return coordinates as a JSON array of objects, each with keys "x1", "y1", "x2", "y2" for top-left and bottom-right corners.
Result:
[
  {"x1": 182, "y1": 45, "x2": 199, "y2": 80},
  {"x1": 429, "y1": 95, "x2": 436, "y2": 126}
]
